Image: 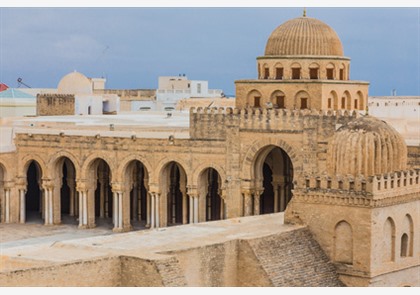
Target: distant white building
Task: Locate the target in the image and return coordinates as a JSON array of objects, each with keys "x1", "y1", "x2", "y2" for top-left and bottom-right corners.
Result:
[
  {"x1": 154, "y1": 75, "x2": 224, "y2": 110},
  {"x1": 368, "y1": 96, "x2": 419, "y2": 145}
]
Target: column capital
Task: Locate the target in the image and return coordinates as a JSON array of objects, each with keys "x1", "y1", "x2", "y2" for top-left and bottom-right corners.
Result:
[
  {"x1": 111, "y1": 182, "x2": 124, "y2": 192},
  {"x1": 3, "y1": 180, "x2": 15, "y2": 190},
  {"x1": 41, "y1": 178, "x2": 54, "y2": 189},
  {"x1": 76, "y1": 179, "x2": 89, "y2": 191},
  {"x1": 15, "y1": 176, "x2": 27, "y2": 188},
  {"x1": 241, "y1": 188, "x2": 253, "y2": 196}
]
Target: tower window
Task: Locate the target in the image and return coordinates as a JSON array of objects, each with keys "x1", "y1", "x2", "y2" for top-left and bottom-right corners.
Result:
[
  {"x1": 327, "y1": 68, "x2": 334, "y2": 80},
  {"x1": 276, "y1": 95, "x2": 285, "y2": 108},
  {"x1": 292, "y1": 68, "x2": 301, "y2": 79},
  {"x1": 354, "y1": 99, "x2": 358, "y2": 109},
  {"x1": 340, "y1": 69, "x2": 344, "y2": 80},
  {"x1": 310, "y1": 68, "x2": 318, "y2": 79},
  {"x1": 328, "y1": 98, "x2": 332, "y2": 109},
  {"x1": 264, "y1": 68, "x2": 269, "y2": 79},
  {"x1": 300, "y1": 97, "x2": 308, "y2": 109},
  {"x1": 275, "y1": 68, "x2": 283, "y2": 80},
  {"x1": 254, "y1": 96, "x2": 261, "y2": 108},
  {"x1": 341, "y1": 97, "x2": 346, "y2": 109}
]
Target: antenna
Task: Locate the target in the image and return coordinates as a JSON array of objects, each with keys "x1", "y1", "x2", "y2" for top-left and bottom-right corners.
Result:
[{"x1": 17, "y1": 78, "x2": 31, "y2": 88}]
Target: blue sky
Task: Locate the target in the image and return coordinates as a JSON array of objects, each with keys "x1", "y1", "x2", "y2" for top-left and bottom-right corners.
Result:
[{"x1": 0, "y1": 7, "x2": 419, "y2": 96}]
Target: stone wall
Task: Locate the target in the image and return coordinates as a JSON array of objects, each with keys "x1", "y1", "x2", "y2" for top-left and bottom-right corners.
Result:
[
  {"x1": 36, "y1": 94, "x2": 75, "y2": 116},
  {"x1": 244, "y1": 228, "x2": 344, "y2": 287},
  {"x1": 0, "y1": 256, "x2": 121, "y2": 286},
  {"x1": 0, "y1": 226, "x2": 345, "y2": 287}
]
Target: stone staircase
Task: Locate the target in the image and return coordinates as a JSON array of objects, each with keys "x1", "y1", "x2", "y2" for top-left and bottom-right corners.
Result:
[{"x1": 246, "y1": 227, "x2": 344, "y2": 287}]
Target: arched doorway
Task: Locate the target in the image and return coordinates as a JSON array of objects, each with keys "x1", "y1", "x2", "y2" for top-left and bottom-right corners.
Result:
[
  {"x1": 124, "y1": 160, "x2": 149, "y2": 229},
  {"x1": 25, "y1": 161, "x2": 43, "y2": 223},
  {"x1": 86, "y1": 158, "x2": 113, "y2": 229},
  {"x1": 54, "y1": 157, "x2": 77, "y2": 225},
  {"x1": 255, "y1": 146, "x2": 294, "y2": 215},
  {"x1": 199, "y1": 168, "x2": 223, "y2": 221},
  {"x1": 162, "y1": 162, "x2": 188, "y2": 226}
]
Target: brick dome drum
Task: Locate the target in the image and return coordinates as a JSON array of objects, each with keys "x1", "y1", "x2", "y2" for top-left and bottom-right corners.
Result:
[
  {"x1": 265, "y1": 17, "x2": 344, "y2": 56},
  {"x1": 328, "y1": 116, "x2": 407, "y2": 177}
]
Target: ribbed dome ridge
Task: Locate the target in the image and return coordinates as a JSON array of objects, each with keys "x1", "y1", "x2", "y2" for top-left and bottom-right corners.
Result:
[
  {"x1": 328, "y1": 116, "x2": 407, "y2": 177},
  {"x1": 265, "y1": 17, "x2": 344, "y2": 56}
]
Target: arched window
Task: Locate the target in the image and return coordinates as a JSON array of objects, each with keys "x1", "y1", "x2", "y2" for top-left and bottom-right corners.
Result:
[
  {"x1": 263, "y1": 64, "x2": 269, "y2": 79},
  {"x1": 326, "y1": 63, "x2": 335, "y2": 80},
  {"x1": 309, "y1": 63, "x2": 320, "y2": 79},
  {"x1": 400, "y1": 234, "x2": 408, "y2": 257},
  {"x1": 275, "y1": 67, "x2": 284, "y2": 80},
  {"x1": 254, "y1": 96, "x2": 261, "y2": 108},
  {"x1": 401, "y1": 214, "x2": 414, "y2": 257},
  {"x1": 270, "y1": 90, "x2": 285, "y2": 109},
  {"x1": 383, "y1": 217, "x2": 396, "y2": 262},
  {"x1": 291, "y1": 63, "x2": 301, "y2": 80},
  {"x1": 341, "y1": 97, "x2": 346, "y2": 109},
  {"x1": 334, "y1": 220, "x2": 353, "y2": 264}
]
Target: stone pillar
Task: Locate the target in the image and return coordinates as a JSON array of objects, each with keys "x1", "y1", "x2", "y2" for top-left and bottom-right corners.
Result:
[
  {"x1": 182, "y1": 191, "x2": 188, "y2": 224},
  {"x1": 279, "y1": 184, "x2": 285, "y2": 212},
  {"x1": 76, "y1": 181, "x2": 88, "y2": 229},
  {"x1": 155, "y1": 193, "x2": 160, "y2": 228},
  {"x1": 113, "y1": 191, "x2": 118, "y2": 228},
  {"x1": 41, "y1": 179, "x2": 55, "y2": 225},
  {"x1": 253, "y1": 189, "x2": 263, "y2": 216},
  {"x1": 272, "y1": 181, "x2": 279, "y2": 213},
  {"x1": 150, "y1": 192, "x2": 155, "y2": 229},
  {"x1": 68, "y1": 178, "x2": 75, "y2": 216},
  {"x1": 219, "y1": 188, "x2": 226, "y2": 220},
  {"x1": 189, "y1": 195, "x2": 194, "y2": 223},
  {"x1": 193, "y1": 195, "x2": 199, "y2": 223},
  {"x1": 242, "y1": 190, "x2": 253, "y2": 216},
  {"x1": 146, "y1": 192, "x2": 151, "y2": 227},
  {"x1": 5, "y1": 188, "x2": 10, "y2": 223},
  {"x1": 19, "y1": 188, "x2": 26, "y2": 224}
]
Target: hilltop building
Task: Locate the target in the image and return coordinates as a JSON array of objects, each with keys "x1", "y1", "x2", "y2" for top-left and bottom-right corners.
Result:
[{"x1": 0, "y1": 13, "x2": 418, "y2": 287}]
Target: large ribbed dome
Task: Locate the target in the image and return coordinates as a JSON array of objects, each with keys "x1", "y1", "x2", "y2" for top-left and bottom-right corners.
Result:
[
  {"x1": 265, "y1": 16, "x2": 344, "y2": 56},
  {"x1": 328, "y1": 116, "x2": 407, "y2": 177}
]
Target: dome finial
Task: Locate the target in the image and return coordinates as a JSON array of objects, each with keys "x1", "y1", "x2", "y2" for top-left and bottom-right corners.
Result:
[{"x1": 303, "y1": 8, "x2": 306, "y2": 17}]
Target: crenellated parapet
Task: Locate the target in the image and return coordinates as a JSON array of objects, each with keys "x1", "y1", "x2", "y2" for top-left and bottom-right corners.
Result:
[
  {"x1": 189, "y1": 106, "x2": 360, "y2": 140},
  {"x1": 294, "y1": 169, "x2": 420, "y2": 207}
]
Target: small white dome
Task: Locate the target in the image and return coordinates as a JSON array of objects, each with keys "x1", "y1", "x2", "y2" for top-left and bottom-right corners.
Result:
[{"x1": 57, "y1": 71, "x2": 92, "y2": 95}]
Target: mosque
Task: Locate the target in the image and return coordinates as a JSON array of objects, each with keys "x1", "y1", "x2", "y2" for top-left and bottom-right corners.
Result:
[{"x1": 0, "y1": 13, "x2": 419, "y2": 287}]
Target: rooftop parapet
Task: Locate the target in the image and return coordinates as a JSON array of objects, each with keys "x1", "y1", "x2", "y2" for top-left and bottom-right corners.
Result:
[
  {"x1": 189, "y1": 106, "x2": 360, "y2": 140},
  {"x1": 295, "y1": 169, "x2": 420, "y2": 207}
]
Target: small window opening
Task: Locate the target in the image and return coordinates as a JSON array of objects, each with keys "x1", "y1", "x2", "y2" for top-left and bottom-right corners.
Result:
[
  {"x1": 354, "y1": 99, "x2": 358, "y2": 109},
  {"x1": 276, "y1": 95, "x2": 285, "y2": 109},
  {"x1": 276, "y1": 68, "x2": 283, "y2": 80},
  {"x1": 310, "y1": 68, "x2": 318, "y2": 79},
  {"x1": 300, "y1": 97, "x2": 308, "y2": 109},
  {"x1": 254, "y1": 96, "x2": 261, "y2": 108},
  {"x1": 327, "y1": 68, "x2": 334, "y2": 80},
  {"x1": 340, "y1": 69, "x2": 344, "y2": 80},
  {"x1": 341, "y1": 97, "x2": 346, "y2": 109},
  {"x1": 292, "y1": 68, "x2": 301, "y2": 80},
  {"x1": 264, "y1": 68, "x2": 269, "y2": 79},
  {"x1": 328, "y1": 98, "x2": 332, "y2": 109}
]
